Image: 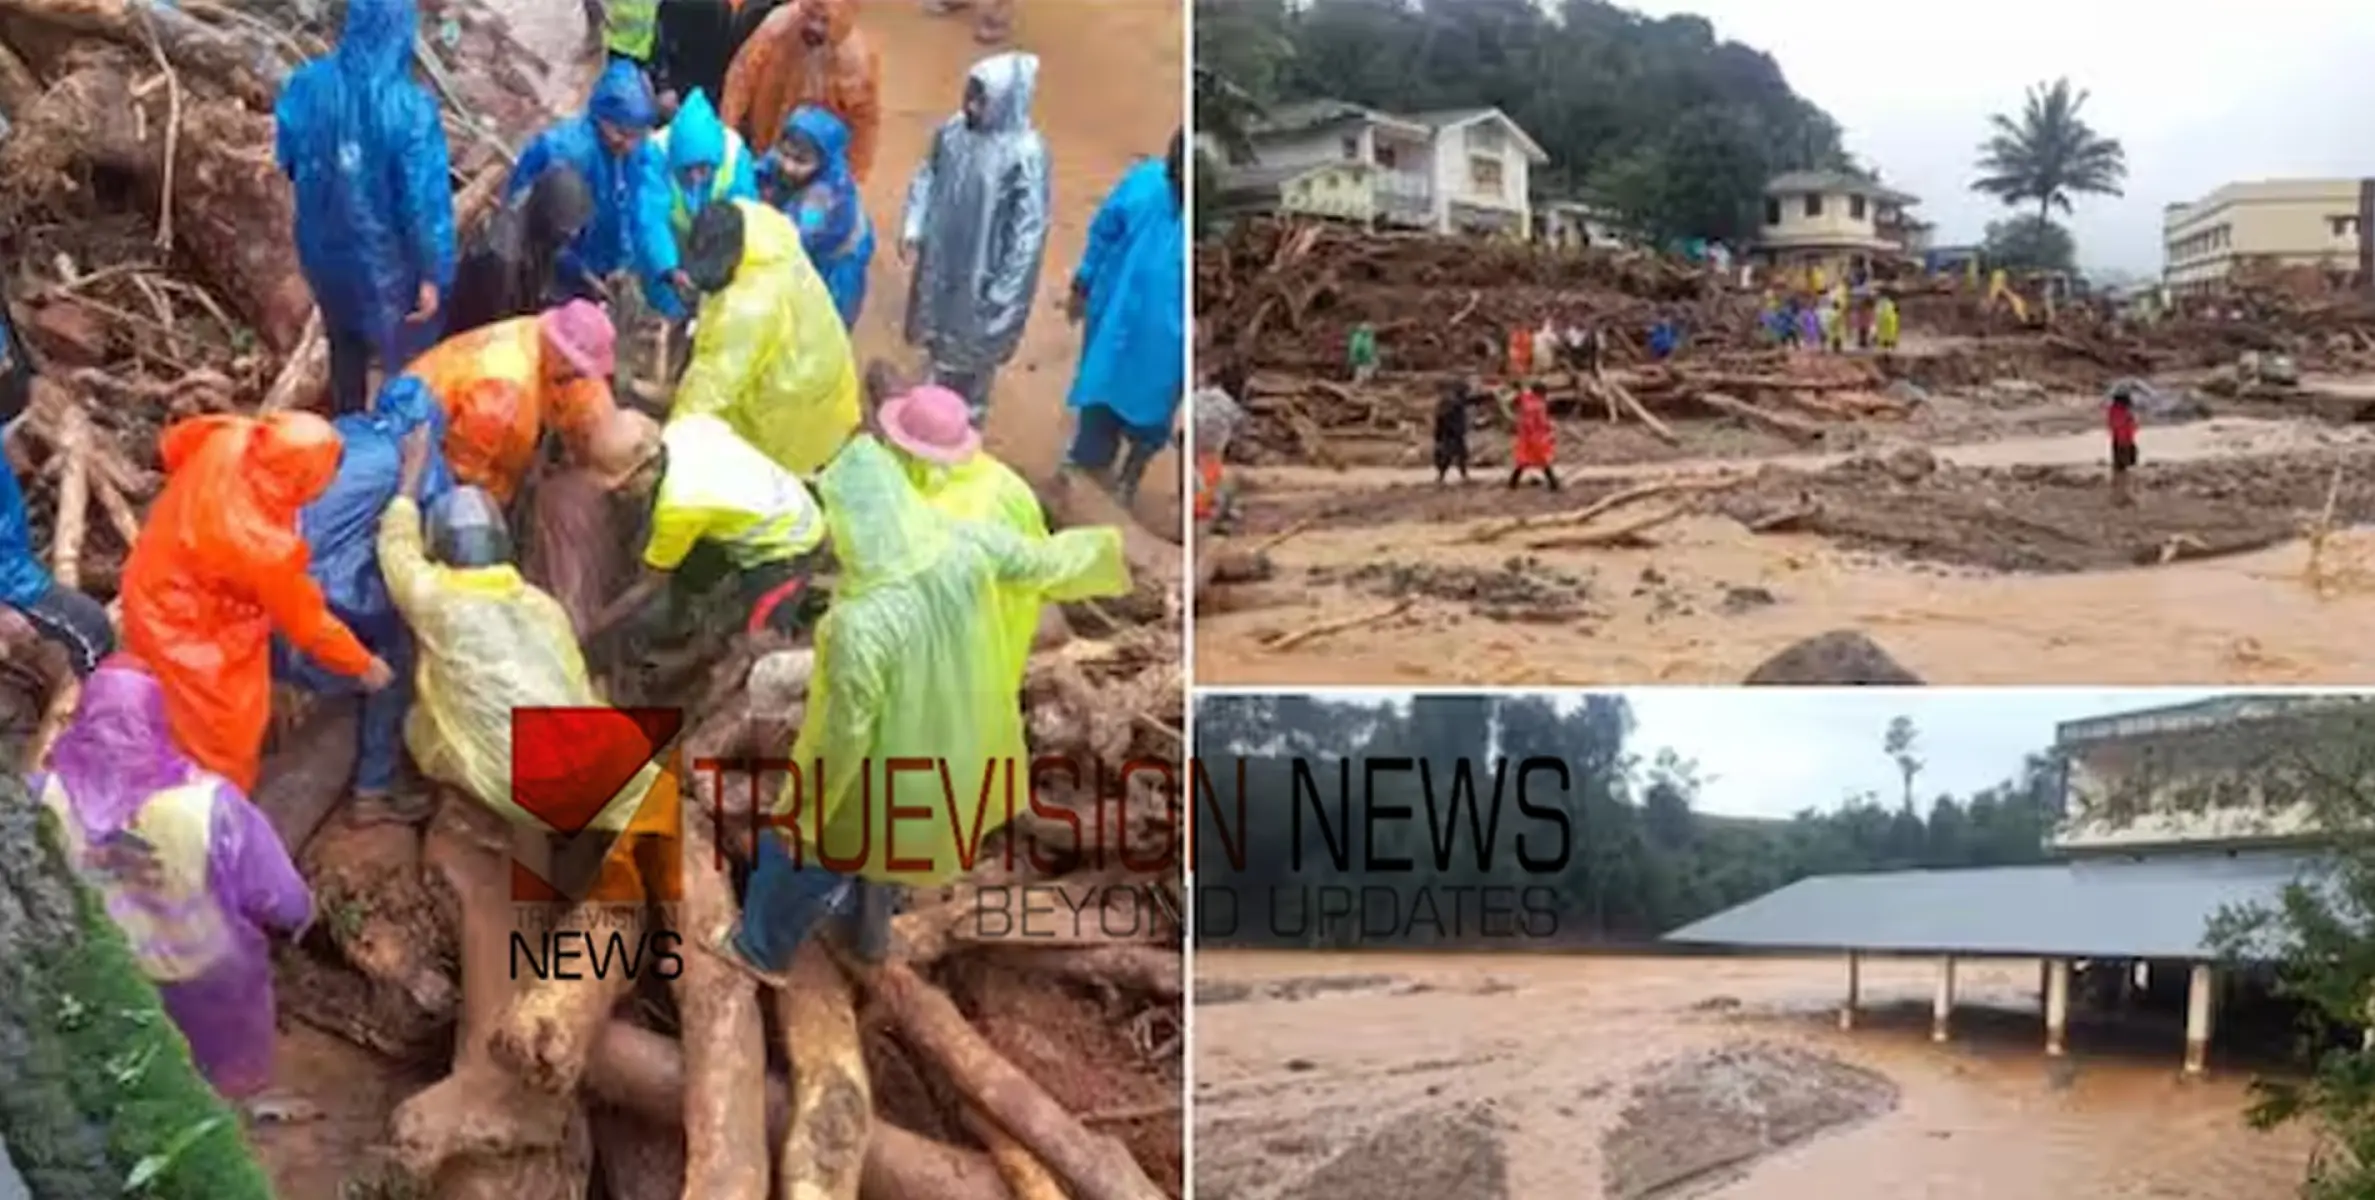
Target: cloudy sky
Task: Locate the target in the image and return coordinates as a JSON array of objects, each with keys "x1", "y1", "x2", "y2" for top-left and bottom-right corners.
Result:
[
  {"x1": 1622, "y1": 689, "x2": 2221, "y2": 819},
  {"x1": 1625, "y1": 0, "x2": 2375, "y2": 275}
]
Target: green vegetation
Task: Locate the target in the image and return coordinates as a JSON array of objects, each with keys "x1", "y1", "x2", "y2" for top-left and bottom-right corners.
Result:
[
  {"x1": 1194, "y1": 695, "x2": 2054, "y2": 947},
  {"x1": 0, "y1": 775, "x2": 273, "y2": 1199},
  {"x1": 1970, "y1": 77, "x2": 2126, "y2": 271},
  {"x1": 1191, "y1": 0, "x2": 1850, "y2": 245}
]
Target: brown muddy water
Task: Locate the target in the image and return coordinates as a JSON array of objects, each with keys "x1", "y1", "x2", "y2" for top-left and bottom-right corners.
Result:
[
  {"x1": 1194, "y1": 950, "x2": 2317, "y2": 1200},
  {"x1": 1197, "y1": 410, "x2": 2375, "y2": 685}
]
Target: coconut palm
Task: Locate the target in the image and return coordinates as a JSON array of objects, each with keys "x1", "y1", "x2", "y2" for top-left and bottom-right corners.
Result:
[{"x1": 1972, "y1": 78, "x2": 2128, "y2": 225}]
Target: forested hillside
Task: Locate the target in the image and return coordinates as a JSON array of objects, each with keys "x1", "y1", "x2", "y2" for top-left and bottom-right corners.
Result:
[
  {"x1": 1192, "y1": 695, "x2": 2058, "y2": 948},
  {"x1": 1193, "y1": 0, "x2": 1855, "y2": 244}
]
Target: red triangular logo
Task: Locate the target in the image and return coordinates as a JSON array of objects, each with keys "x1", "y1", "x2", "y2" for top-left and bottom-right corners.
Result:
[{"x1": 511, "y1": 707, "x2": 682, "y2": 834}]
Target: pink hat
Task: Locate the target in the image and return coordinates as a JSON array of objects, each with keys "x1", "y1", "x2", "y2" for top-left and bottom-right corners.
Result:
[
  {"x1": 540, "y1": 299, "x2": 616, "y2": 380},
  {"x1": 877, "y1": 385, "x2": 981, "y2": 466}
]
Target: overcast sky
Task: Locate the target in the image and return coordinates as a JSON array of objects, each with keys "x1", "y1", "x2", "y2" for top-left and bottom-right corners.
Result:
[
  {"x1": 1622, "y1": 0, "x2": 2375, "y2": 276},
  {"x1": 1623, "y1": 689, "x2": 2224, "y2": 819}
]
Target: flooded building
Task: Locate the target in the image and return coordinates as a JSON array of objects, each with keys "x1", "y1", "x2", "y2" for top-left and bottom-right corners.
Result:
[{"x1": 1669, "y1": 695, "x2": 2374, "y2": 1074}]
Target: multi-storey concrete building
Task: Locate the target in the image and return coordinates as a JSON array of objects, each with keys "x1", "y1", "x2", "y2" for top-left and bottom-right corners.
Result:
[
  {"x1": 1751, "y1": 170, "x2": 1924, "y2": 280},
  {"x1": 1207, "y1": 98, "x2": 1549, "y2": 239},
  {"x1": 2162, "y1": 179, "x2": 2370, "y2": 296}
]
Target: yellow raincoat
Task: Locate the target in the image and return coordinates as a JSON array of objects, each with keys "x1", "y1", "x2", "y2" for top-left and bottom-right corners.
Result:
[
  {"x1": 780, "y1": 437, "x2": 1128, "y2": 885},
  {"x1": 378, "y1": 495, "x2": 642, "y2": 828},
  {"x1": 902, "y1": 448, "x2": 1051, "y2": 684},
  {"x1": 673, "y1": 200, "x2": 860, "y2": 478},
  {"x1": 645, "y1": 414, "x2": 828, "y2": 571}
]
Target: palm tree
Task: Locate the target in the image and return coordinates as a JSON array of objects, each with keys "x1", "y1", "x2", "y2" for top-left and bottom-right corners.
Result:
[{"x1": 1972, "y1": 78, "x2": 2128, "y2": 225}]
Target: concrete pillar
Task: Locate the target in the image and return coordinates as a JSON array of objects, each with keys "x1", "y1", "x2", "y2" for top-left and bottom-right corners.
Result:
[
  {"x1": 2184, "y1": 963, "x2": 2216, "y2": 1077},
  {"x1": 1839, "y1": 951, "x2": 1861, "y2": 1031},
  {"x1": 1932, "y1": 955, "x2": 1957, "y2": 1043},
  {"x1": 2045, "y1": 958, "x2": 2071, "y2": 1057}
]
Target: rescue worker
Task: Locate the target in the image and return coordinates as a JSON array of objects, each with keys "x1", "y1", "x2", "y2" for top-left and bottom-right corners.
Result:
[
  {"x1": 274, "y1": 0, "x2": 457, "y2": 416},
  {"x1": 674, "y1": 200, "x2": 861, "y2": 478},
  {"x1": 447, "y1": 165, "x2": 598, "y2": 337},
  {"x1": 705, "y1": 435, "x2": 1131, "y2": 982},
  {"x1": 1507, "y1": 380, "x2": 1559, "y2": 491},
  {"x1": 923, "y1": 0, "x2": 1015, "y2": 45},
  {"x1": 759, "y1": 106, "x2": 874, "y2": 328},
  {"x1": 509, "y1": 60, "x2": 694, "y2": 320},
  {"x1": 35, "y1": 658, "x2": 314, "y2": 1105},
  {"x1": 720, "y1": 0, "x2": 881, "y2": 182},
  {"x1": 1648, "y1": 315, "x2": 1681, "y2": 362},
  {"x1": 0, "y1": 330, "x2": 113, "y2": 675},
  {"x1": 524, "y1": 406, "x2": 652, "y2": 637},
  {"x1": 875, "y1": 382, "x2": 1053, "y2": 681},
  {"x1": 120, "y1": 413, "x2": 396, "y2": 793},
  {"x1": 403, "y1": 299, "x2": 621, "y2": 507},
  {"x1": 1875, "y1": 292, "x2": 1902, "y2": 352},
  {"x1": 378, "y1": 431, "x2": 628, "y2": 831},
  {"x1": 1064, "y1": 130, "x2": 1185, "y2": 508},
  {"x1": 1506, "y1": 323, "x2": 1532, "y2": 379},
  {"x1": 584, "y1": 410, "x2": 828, "y2": 648},
  {"x1": 651, "y1": 0, "x2": 782, "y2": 118},
  {"x1": 599, "y1": 0, "x2": 659, "y2": 71},
  {"x1": 1192, "y1": 377, "x2": 1245, "y2": 533},
  {"x1": 274, "y1": 377, "x2": 454, "y2": 825},
  {"x1": 901, "y1": 52, "x2": 1050, "y2": 427},
  {"x1": 1433, "y1": 380, "x2": 1476, "y2": 486},
  {"x1": 653, "y1": 88, "x2": 759, "y2": 245}
]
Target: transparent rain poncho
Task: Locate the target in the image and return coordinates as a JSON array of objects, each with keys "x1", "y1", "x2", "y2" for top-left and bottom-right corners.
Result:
[
  {"x1": 35, "y1": 660, "x2": 312, "y2": 1097},
  {"x1": 782, "y1": 437, "x2": 1129, "y2": 884},
  {"x1": 899, "y1": 448, "x2": 1050, "y2": 686},
  {"x1": 375, "y1": 495, "x2": 623, "y2": 826}
]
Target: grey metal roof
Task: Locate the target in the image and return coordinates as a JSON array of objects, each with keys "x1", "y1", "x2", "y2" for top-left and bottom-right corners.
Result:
[{"x1": 1664, "y1": 853, "x2": 2322, "y2": 959}]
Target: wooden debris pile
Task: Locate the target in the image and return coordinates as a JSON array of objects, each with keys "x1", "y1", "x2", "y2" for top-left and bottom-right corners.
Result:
[
  {"x1": 1195, "y1": 218, "x2": 1751, "y2": 375},
  {"x1": 0, "y1": 0, "x2": 572, "y2": 600}
]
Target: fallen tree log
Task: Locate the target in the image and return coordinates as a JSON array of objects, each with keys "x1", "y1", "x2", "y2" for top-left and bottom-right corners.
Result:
[
  {"x1": 778, "y1": 939, "x2": 871, "y2": 1200},
  {"x1": 1696, "y1": 391, "x2": 1829, "y2": 444},
  {"x1": 251, "y1": 696, "x2": 359, "y2": 854},
  {"x1": 860, "y1": 960, "x2": 1167, "y2": 1200},
  {"x1": 0, "y1": 0, "x2": 290, "y2": 109},
  {"x1": 585, "y1": 1021, "x2": 1016, "y2": 1200},
  {"x1": 667, "y1": 806, "x2": 770, "y2": 1199},
  {"x1": 389, "y1": 800, "x2": 592, "y2": 1198}
]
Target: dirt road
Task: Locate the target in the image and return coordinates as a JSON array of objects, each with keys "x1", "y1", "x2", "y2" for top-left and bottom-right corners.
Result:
[
  {"x1": 246, "y1": 1, "x2": 1183, "y2": 1191},
  {"x1": 1198, "y1": 388, "x2": 2375, "y2": 684},
  {"x1": 1195, "y1": 949, "x2": 2315, "y2": 1200}
]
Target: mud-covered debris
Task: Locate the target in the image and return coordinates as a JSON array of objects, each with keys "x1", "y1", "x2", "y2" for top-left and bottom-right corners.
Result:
[
  {"x1": 1325, "y1": 557, "x2": 1594, "y2": 623},
  {"x1": 1745, "y1": 631, "x2": 1924, "y2": 686},
  {"x1": 1601, "y1": 1043, "x2": 1898, "y2": 1200}
]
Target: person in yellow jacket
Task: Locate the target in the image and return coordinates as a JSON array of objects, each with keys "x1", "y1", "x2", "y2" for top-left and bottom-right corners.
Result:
[
  {"x1": 703, "y1": 435, "x2": 1128, "y2": 981},
  {"x1": 673, "y1": 198, "x2": 859, "y2": 478},
  {"x1": 873, "y1": 380, "x2": 1050, "y2": 681},
  {"x1": 377, "y1": 428, "x2": 641, "y2": 834},
  {"x1": 583, "y1": 408, "x2": 830, "y2": 646}
]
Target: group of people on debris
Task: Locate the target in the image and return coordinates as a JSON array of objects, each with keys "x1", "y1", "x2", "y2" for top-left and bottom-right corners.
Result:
[
  {"x1": 3, "y1": 0, "x2": 1183, "y2": 1108},
  {"x1": 1761, "y1": 287, "x2": 1901, "y2": 354}
]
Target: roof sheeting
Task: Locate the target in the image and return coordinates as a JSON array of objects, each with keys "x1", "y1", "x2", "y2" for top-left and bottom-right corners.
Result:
[
  {"x1": 1663, "y1": 853, "x2": 2321, "y2": 959},
  {"x1": 1765, "y1": 169, "x2": 1918, "y2": 207}
]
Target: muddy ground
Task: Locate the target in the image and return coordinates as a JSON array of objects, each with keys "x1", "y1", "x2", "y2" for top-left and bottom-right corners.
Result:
[
  {"x1": 1193, "y1": 950, "x2": 2316, "y2": 1200},
  {"x1": 1197, "y1": 359, "x2": 2375, "y2": 684},
  {"x1": 233, "y1": 0, "x2": 1186, "y2": 1193}
]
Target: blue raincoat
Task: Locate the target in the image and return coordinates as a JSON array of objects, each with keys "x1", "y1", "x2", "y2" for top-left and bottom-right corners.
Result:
[
  {"x1": 274, "y1": 0, "x2": 457, "y2": 364},
  {"x1": 0, "y1": 459, "x2": 54, "y2": 610},
  {"x1": 510, "y1": 61, "x2": 685, "y2": 318},
  {"x1": 272, "y1": 377, "x2": 455, "y2": 793},
  {"x1": 1065, "y1": 156, "x2": 1184, "y2": 433},
  {"x1": 762, "y1": 106, "x2": 873, "y2": 328},
  {"x1": 654, "y1": 89, "x2": 758, "y2": 244}
]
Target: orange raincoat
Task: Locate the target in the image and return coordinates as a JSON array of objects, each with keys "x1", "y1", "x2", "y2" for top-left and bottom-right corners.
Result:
[
  {"x1": 404, "y1": 317, "x2": 616, "y2": 506},
  {"x1": 120, "y1": 413, "x2": 375, "y2": 791},
  {"x1": 720, "y1": 0, "x2": 880, "y2": 182},
  {"x1": 1507, "y1": 326, "x2": 1534, "y2": 379}
]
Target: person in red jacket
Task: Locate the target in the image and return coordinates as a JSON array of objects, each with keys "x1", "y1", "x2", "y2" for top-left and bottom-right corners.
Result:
[
  {"x1": 1507, "y1": 380, "x2": 1560, "y2": 491},
  {"x1": 119, "y1": 413, "x2": 394, "y2": 792},
  {"x1": 2107, "y1": 383, "x2": 2139, "y2": 506}
]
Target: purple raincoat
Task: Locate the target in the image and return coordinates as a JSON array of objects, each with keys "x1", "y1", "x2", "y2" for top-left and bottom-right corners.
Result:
[
  {"x1": 1797, "y1": 307, "x2": 1823, "y2": 348},
  {"x1": 34, "y1": 658, "x2": 313, "y2": 1096}
]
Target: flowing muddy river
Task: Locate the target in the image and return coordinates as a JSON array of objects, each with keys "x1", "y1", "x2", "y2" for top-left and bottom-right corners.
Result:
[
  {"x1": 1198, "y1": 403, "x2": 2375, "y2": 684},
  {"x1": 1194, "y1": 950, "x2": 2316, "y2": 1199}
]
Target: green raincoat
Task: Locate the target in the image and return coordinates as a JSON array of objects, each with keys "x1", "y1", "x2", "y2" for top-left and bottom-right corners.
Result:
[{"x1": 781, "y1": 437, "x2": 1128, "y2": 885}]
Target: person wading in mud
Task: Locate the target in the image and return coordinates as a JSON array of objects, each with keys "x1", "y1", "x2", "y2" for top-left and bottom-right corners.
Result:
[
  {"x1": 1507, "y1": 379, "x2": 1559, "y2": 491},
  {"x1": 2107, "y1": 383, "x2": 2140, "y2": 507}
]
